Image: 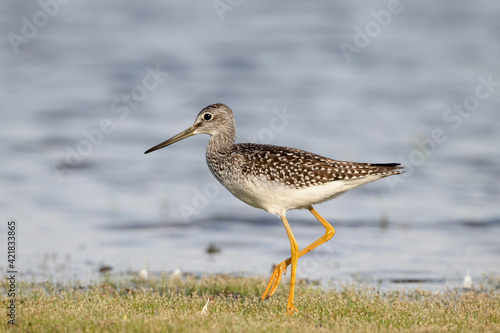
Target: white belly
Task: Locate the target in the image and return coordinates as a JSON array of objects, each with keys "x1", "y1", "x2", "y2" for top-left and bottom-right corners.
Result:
[{"x1": 220, "y1": 174, "x2": 386, "y2": 216}]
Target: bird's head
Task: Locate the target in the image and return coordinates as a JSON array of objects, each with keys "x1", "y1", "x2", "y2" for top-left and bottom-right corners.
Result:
[{"x1": 144, "y1": 103, "x2": 236, "y2": 154}]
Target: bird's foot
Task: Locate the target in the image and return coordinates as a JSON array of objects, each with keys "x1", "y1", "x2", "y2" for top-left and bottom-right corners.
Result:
[
  {"x1": 261, "y1": 261, "x2": 288, "y2": 300},
  {"x1": 286, "y1": 303, "x2": 298, "y2": 315}
]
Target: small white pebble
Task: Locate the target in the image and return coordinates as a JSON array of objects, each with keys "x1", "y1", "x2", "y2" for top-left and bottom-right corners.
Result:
[
  {"x1": 139, "y1": 268, "x2": 148, "y2": 281},
  {"x1": 463, "y1": 270, "x2": 473, "y2": 290},
  {"x1": 172, "y1": 267, "x2": 182, "y2": 279}
]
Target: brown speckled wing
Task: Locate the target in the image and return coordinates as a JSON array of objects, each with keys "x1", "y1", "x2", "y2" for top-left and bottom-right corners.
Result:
[{"x1": 236, "y1": 143, "x2": 403, "y2": 189}]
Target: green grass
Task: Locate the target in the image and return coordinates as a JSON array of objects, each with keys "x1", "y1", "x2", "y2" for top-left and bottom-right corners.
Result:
[{"x1": 1, "y1": 274, "x2": 499, "y2": 332}]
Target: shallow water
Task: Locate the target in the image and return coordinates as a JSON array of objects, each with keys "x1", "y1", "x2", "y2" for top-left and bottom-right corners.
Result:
[{"x1": 1, "y1": 1, "x2": 499, "y2": 287}]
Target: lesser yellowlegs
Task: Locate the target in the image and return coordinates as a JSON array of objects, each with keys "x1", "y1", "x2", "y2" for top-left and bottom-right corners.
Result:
[{"x1": 145, "y1": 103, "x2": 403, "y2": 314}]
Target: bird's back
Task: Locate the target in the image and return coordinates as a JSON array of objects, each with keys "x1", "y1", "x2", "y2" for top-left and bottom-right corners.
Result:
[{"x1": 212, "y1": 143, "x2": 402, "y2": 187}]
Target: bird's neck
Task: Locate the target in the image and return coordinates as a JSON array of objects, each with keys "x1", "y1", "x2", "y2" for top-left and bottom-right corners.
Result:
[{"x1": 207, "y1": 130, "x2": 236, "y2": 154}]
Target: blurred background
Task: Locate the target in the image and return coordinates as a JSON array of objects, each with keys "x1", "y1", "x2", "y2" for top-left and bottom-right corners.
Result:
[{"x1": 1, "y1": 0, "x2": 499, "y2": 287}]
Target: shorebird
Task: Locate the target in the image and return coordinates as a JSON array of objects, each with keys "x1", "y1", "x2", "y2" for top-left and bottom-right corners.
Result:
[{"x1": 145, "y1": 103, "x2": 403, "y2": 314}]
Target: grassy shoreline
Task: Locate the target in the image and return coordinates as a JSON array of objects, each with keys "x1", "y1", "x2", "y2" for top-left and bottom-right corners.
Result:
[{"x1": 1, "y1": 274, "x2": 499, "y2": 332}]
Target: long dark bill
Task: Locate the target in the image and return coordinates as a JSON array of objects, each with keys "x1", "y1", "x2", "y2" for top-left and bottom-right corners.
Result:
[{"x1": 144, "y1": 126, "x2": 196, "y2": 154}]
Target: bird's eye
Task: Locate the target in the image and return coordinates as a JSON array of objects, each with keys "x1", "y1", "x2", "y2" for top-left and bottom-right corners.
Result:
[{"x1": 203, "y1": 113, "x2": 213, "y2": 121}]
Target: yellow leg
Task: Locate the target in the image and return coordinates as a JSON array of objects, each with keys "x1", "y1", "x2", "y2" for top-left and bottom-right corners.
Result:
[
  {"x1": 277, "y1": 213, "x2": 299, "y2": 315},
  {"x1": 261, "y1": 206, "x2": 336, "y2": 303}
]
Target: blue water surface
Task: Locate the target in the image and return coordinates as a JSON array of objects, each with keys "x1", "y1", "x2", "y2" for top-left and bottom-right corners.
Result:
[{"x1": 1, "y1": 0, "x2": 499, "y2": 286}]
